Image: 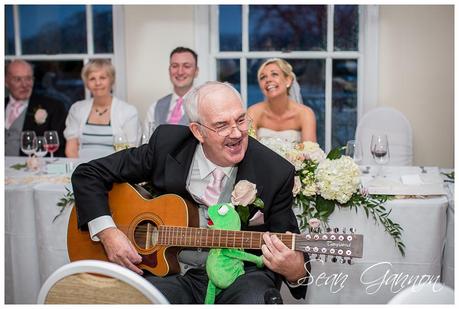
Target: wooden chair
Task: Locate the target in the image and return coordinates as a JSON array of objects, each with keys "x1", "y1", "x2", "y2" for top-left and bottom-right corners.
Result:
[{"x1": 37, "y1": 260, "x2": 169, "y2": 304}]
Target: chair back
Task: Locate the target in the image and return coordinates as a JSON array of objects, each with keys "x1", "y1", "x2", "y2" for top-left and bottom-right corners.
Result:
[
  {"x1": 355, "y1": 106, "x2": 413, "y2": 165},
  {"x1": 37, "y1": 260, "x2": 169, "y2": 304},
  {"x1": 388, "y1": 283, "x2": 454, "y2": 304}
]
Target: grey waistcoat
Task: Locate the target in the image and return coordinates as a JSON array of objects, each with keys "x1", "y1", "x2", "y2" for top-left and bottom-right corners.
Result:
[
  {"x1": 5, "y1": 108, "x2": 27, "y2": 156},
  {"x1": 154, "y1": 94, "x2": 189, "y2": 125}
]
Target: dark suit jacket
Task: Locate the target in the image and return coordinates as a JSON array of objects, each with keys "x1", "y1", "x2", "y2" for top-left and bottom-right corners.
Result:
[
  {"x1": 71, "y1": 124, "x2": 308, "y2": 299},
  {"x1": 5, "y1": 94, "x2": 67, "y2": 157}
]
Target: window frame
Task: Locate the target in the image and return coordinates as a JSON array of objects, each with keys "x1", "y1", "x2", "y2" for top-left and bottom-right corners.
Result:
[
  {"x1": 4, "y1": 4, "x2": 127, "y2": 101},
  {"x1": 194, "y1": 5, "x2": 379, "y2": 152}
]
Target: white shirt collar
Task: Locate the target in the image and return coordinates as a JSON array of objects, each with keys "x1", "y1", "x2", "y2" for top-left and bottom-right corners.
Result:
[{"x1": 195, "y1": 143, "x2": 234, "y2": 180}]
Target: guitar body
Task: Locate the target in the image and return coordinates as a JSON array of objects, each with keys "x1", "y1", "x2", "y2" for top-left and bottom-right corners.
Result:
[{"x1": 67, "y1": 183, "x2": 199, "y2": 277}]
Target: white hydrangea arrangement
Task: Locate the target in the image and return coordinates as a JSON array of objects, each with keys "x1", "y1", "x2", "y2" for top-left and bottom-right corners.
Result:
[{"x1": 259, "y1": 137, "x2": 405, "y2": 256}]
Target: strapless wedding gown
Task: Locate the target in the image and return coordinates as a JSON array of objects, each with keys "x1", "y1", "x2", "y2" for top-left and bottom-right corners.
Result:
[{"x1": 257, "y1": 127, "x2": 302, "y2": 143}]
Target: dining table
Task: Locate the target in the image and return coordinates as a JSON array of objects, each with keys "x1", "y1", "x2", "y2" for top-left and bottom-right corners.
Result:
[{"x1": 4, "y1": 157, "x2": 454, "y2": 304}]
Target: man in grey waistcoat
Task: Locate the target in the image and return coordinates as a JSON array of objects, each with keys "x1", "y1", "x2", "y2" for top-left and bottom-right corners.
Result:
[{"x1": 142, "y1": 47, "x2": 199, "y2": 135}]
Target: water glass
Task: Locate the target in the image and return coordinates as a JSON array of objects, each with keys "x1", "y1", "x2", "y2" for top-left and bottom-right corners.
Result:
[{"x1": 345, "y1": 140, "x2": 363, "y2": 165}]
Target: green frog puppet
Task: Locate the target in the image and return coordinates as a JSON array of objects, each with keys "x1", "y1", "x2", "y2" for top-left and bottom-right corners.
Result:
[{"x1": 205, "y1": 203, "x2": 264, "y2": 304}]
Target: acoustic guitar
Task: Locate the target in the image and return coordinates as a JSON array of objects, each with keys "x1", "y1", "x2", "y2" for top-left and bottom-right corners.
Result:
[{"x1": 68, "y1": 183, "x2": 363, "y2": 277}]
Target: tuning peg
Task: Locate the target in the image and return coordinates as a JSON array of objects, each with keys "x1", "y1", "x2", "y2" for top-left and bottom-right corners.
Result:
[
  {"x1": 324, "y1": 255, "x2": 328, "y2": 263},
  {"x1": 315, "y1": 254, "x2": 321, "y2": 261},
  {"x1": 347, "y1": 258, "x2": 353, "y2": 265},
  {"x1": 331, "y1": 256, "x2": 337, "y2": 263},
  {"x1": 326, "y1": 227, "x2": 332, "y2": 233},
  {"x1": 340, "y1": 257, "x2": 346, "y2": 264},
  {"x1": 349, "y1": 227, "x2": 356, "y2": 234},
  {"x1": 342, "y1": 227, "x2": 346, "y2": 234},
  {"x1": 334, "y1": 227, "x2": 339, "y2": 233}
]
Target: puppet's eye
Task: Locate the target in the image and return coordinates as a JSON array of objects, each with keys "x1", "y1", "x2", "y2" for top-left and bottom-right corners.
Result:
[{"x1": 218, "y1": 205, "x2": 229, "y2": 216}]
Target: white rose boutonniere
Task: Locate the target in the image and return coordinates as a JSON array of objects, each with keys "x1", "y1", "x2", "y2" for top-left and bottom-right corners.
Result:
[
  {"x1": 34, "y1": 108, "x2": 48, "y2": 125},
  {"x1": 231, "y1": 180, "x2": 264, "y2": 224}
]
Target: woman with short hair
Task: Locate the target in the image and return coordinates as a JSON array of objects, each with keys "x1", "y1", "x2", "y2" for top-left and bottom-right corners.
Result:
[{"x1": 64, "y1": 59, "x2": 140, "y2": 159}]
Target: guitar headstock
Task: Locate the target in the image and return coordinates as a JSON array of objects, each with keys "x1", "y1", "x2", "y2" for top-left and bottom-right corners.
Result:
[{"x1": 295, "y1": 227, "x2": 363, "y2": 264}]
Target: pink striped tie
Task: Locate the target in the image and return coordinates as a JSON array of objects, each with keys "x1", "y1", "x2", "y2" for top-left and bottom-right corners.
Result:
[
  {"x1": 7, "y1": 99, "x2": 24, "y2": 129},
  {"x1": 201, "y1": 168, "x2": 226, "y2": 207},
  {"x1": 168, "y1": 97, "x2": 183, "y2": 124}
]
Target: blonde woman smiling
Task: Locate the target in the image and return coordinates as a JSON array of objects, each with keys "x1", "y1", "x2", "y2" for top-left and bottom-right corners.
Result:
[{"x1": 248, "y1": 58, "x2": 317, "y2": 143}]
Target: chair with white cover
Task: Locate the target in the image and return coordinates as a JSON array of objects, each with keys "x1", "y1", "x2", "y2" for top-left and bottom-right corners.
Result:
[
  {"x1": 388, "y1": 283, "x2": 454, "y2": 304},
  {"x1": 37, "y1": 260, "x2": 169, "y2": 304},
  {"x1": 355, "y1": 106, "x2": 413, "y2": 165}
]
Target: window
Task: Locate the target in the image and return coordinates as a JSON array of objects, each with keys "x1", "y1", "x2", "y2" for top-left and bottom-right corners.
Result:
[
  {"x1": 5, "y1": 5, "x2": 123, "y2": 110},
  {"x1": 201, "y1": 5, "x2": 378, "y2": 152}
]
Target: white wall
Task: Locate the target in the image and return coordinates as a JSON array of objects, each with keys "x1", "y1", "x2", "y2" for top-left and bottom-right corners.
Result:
[
  {"x1": 124, "y1": 5, "x2": 195, "y2": 121},
  {"x1": 378, "y1": 5, "x2": 454, "y2": 167},
  {"x1": 123, "y1": 5, "x2": 454, "y2": 168}
]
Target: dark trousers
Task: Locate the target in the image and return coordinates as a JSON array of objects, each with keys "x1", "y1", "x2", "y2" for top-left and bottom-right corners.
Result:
[{"x1": 144, "y1": 266, "x2": 281, "y2": 304}]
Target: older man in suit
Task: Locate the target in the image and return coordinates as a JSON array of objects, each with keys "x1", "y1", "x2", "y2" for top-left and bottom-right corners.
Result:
[
  {"x1": 5, "y1": 60, "x2": 67, "y2": 157},
  {"x1": 71, "y1": 81, "x2": 309, "y2": 304}
]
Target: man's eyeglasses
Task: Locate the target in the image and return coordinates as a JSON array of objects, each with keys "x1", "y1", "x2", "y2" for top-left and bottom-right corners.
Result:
[
  {"x1": 8, "y1": 76, "x2": 34, "y2": 84},
  {"x1": 198, "y1": 116, "x2": 252, "y2": 137}
]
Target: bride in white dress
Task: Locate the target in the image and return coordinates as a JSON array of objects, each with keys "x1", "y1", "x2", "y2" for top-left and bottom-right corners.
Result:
[{"x1": 247, "y1": 58, "x2": 316, "y2": 144}]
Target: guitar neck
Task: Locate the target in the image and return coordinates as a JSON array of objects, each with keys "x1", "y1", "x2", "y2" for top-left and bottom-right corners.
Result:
[{"x1": 157, "y1": 226, "x2": 293, "y2": 250}]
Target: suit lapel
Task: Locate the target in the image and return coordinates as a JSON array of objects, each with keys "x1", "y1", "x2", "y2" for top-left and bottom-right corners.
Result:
[
  {"x1": 236, "y1": 139, "x2": 264, "y2": 223},
  {"x1": 165, "y1": 136, "x2": 199, "y2": 199},
  {"x1": 236, "y1": 138, "x2": 264, "y2": 196}
]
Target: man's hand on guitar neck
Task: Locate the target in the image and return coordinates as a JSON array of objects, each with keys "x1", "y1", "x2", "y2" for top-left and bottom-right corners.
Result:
[
  {"x1": 97, "y1": 227, "x2": 143, "y2": 275},
  {"x1": 261, "y1": 232, "x2": 307, "y2": 284}
]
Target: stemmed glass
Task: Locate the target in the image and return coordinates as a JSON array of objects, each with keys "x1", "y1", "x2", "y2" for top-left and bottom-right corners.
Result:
[
  {"x1": 20, "y1": 131, "x2": 37, "y2": 158},
  {"x1": 345, "y1": 140, "x2": 363, "y2": 165},
  {"x1": 35, "y1": 136, "x2": 48, "y2": 173},
  {"x1": 141, "y1": 121, "x2": 156, "y2": 145},
  {"x1": 370, "y1": 134, "x2": 390, "y2": 176},
  {"x1": 113, "y1": 132, "x2": 129, "y2": 151},
  {"x1": 44, "y1": 130, "x2": 60, "y2": 159}
]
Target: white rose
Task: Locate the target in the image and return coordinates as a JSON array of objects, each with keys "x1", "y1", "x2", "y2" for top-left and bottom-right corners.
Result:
[
  {"x1": 34, "y1": 108, "x2": 48, "y2": 125},
  {"x1": 292, "y1": 176, "x2": 302, "y2": 197},
  {"x1": 26, "y1": 156, "x2": 40, "y2": 171},
  {"x1": 231, "y1": 180, "x2": 257, "y2": 206},
  {"x1": 308, "y1": 218, "x2": 321, "y2": 229}
]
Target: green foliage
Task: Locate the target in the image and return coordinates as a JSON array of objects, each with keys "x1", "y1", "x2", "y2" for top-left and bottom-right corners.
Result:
[{"x1": 54, "y1": 187, "x2": 74, "y2": 223}]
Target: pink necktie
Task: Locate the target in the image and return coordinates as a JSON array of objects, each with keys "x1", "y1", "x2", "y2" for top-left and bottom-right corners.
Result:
[
  {"x1": 6, "y1": 99, "x2": 24, "y2": 129},
  {"x1": 201, "y1": 168, "x2": 226, "y2": 207},
  {"x1": 168, "y1": 97, "x2": 183, "y2": 124}
]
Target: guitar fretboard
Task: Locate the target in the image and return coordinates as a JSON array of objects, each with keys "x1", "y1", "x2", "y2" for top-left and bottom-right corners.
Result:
[{"x1": 156, "y1": 226, "x2": 294, "y2": 250}]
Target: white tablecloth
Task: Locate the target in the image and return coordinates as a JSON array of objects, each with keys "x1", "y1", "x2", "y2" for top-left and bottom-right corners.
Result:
[
  {"x1": 5, "y1": 156, "x2": 75, "y2": 304},
  {"x1": 4, "y1": 157, "x2": 454, "y2": 304}
]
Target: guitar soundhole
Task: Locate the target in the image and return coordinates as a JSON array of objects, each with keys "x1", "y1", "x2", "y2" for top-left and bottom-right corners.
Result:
[{"x1": 134, "y1": 220, "x2": 159, "y2": 250}]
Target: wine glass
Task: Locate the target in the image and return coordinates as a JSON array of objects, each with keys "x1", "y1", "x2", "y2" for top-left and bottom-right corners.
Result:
[
  {"x1": 20, "y1": 131, "x2": 37, "y2": 158},
  {"x1": 370, "y1": 134, "x2": 390, "y2": 176},
  {"x1": 345, "y1": 140, "x2": 363, "y2": 165},
  {"x1": 44, "y1": 130, "x2": 60, "y2": 159},
  {"x1": 141, "y1": 121, "x2": 156, "y2": 145},
  {"x1": 113, "y1": 132, "x2": 129, "y2": 151},
  {"x1": 35, "y1": 136, "x2": 48, "y2": 173}
]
